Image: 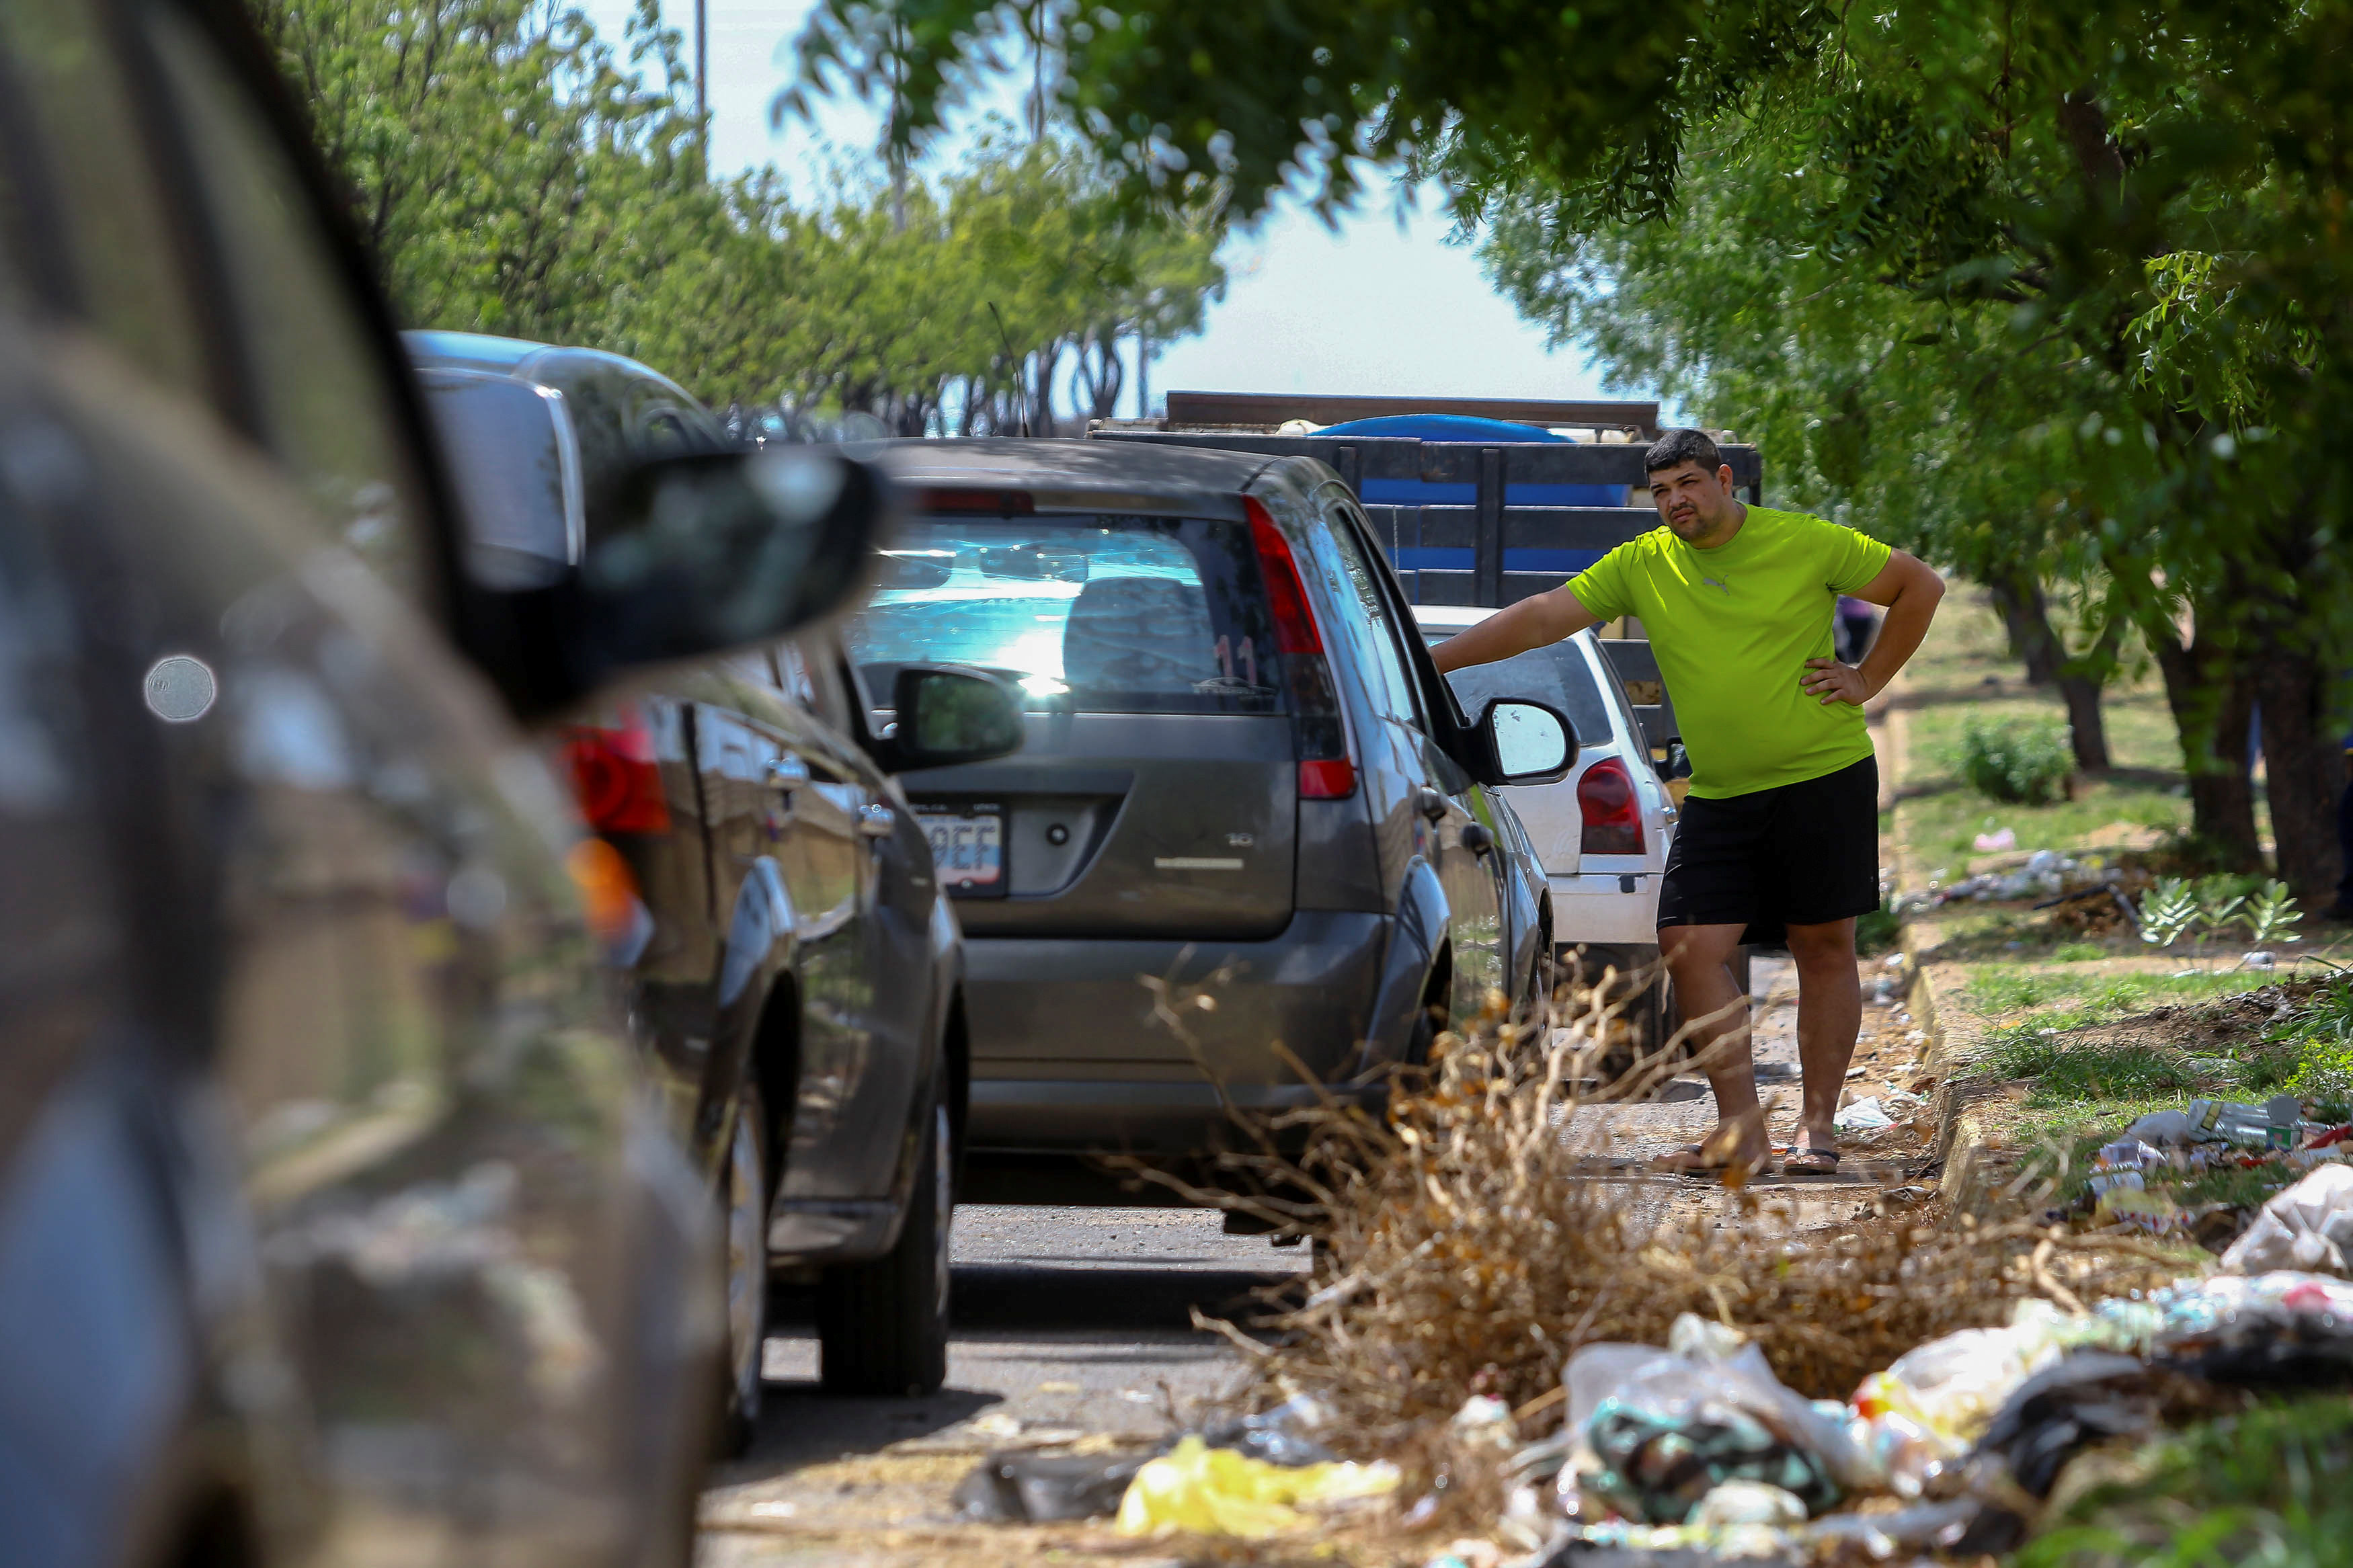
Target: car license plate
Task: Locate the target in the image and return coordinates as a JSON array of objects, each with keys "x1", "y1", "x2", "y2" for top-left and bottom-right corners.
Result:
[{"x1": 915, "y1": 803, "x2": 1005, "y2": 895}]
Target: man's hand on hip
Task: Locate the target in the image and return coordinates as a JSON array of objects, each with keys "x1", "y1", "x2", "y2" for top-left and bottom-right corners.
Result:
[{"x1": 1800, "y1": 657, "x2": 1872, "y2": 706}]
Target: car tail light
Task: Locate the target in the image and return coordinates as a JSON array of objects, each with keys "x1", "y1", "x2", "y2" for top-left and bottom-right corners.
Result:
[
  {"x1": 1577, "y1": 755, "x2": 1644, "y2": 854},
  {"x1": 563, "y1": 706, "x2": 671, "y2": 833},
  {"x1": 1246, "y1": 496, "x2": 1355, "y2": 800}
]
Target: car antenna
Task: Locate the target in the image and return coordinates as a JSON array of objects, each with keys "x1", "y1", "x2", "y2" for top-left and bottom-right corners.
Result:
[{"x1": 988, "y1": 301, "x2": 1031, "y2": 438}]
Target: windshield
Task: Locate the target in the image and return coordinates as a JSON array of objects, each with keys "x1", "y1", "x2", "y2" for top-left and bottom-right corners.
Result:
[
  {"x1": 1421, "y1": 629, "x2": 1616, "y2": 752},
  {"x1": 417, "y1": 370, "x2": 577, "y2": 591},
  {"x1": 846, "y1": 514, "x2": 1282, "y2": 714}
]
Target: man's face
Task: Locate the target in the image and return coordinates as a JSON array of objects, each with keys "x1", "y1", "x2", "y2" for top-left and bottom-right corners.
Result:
[{"x1": 1647, "y1": 460, "x2": 1739, "y2": 542}]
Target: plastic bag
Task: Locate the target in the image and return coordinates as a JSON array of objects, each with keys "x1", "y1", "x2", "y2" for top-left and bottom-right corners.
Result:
[
  {"x1": 955, "y1": 1450, "x2": 1147, "y2": 1522},
  {"x1": 1577, "y1": 1340, "x2": 1866, "y2": 1522},
  {"x1": 1113, "y1": 1436, "x2": 1398, "y2": 1538},
  {"x1": 2151, "y1": 1270, "x2": 2353, "y2": 1385},
  {"x1": 1690, "y1": 1480, "x2": 1808, "y2": 1527},
  {"x1": 1851, "y1": 1325, "x2": 2047, "y2": 1448},
  {"x1": 2221, "y1": 1163, "x2": 2353, "y2": 1276}
]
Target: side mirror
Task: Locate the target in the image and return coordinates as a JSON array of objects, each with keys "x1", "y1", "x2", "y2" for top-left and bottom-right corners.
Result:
[
  {"x1": 467, "y1": 447, "x2": 892, "y2": 718},
  {"x1": 877, "y1": 666, "x2": 1025, "y2": 773},
  {"x1": 1474, "y1": 697, "x2": 1576, "y2": 786},
  {"x1": 1656, "y1": 740, "x2": 1693, "y2": 782}
]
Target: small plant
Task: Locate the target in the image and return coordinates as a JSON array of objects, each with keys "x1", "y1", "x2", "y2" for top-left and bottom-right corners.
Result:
[
  {"x1": 1956, "y1": 715, "x2": 2074, "y2": 804},
  {"x1": 2140, "y1": 876, "x2": 2200, "y2": 948},
  {"x1": 2245, "y1": 880, "x2": 2303, "y2": 945}
]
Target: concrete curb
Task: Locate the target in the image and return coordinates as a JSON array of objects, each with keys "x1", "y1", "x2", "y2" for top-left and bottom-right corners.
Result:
[{"x1": 1901, "y1": 927, "x2": 2021, "y2": 1214}]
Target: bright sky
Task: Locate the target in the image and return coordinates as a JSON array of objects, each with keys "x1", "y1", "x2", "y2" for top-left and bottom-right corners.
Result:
[{"x1": 582, "y1": 0, "x2": 1626, "y2": 416}]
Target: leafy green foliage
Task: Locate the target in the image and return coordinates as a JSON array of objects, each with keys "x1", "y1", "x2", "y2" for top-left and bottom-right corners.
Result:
[
  {"x1": 2141, "y1": 878, "x2": 2202, "y2": 949},
  {"x1": 259, "y1": 0, "x2": 1224, "y2": 427},
  {"x1": 1958, "y1": 716, "x2": 2074, "y2": 805},
  {"x1": 2020, "y1": 1399, "x2": 2353, "y2": 1568},
  {"x1": 2247, "y1": 881, "x2": 2306, "y2": 946}
]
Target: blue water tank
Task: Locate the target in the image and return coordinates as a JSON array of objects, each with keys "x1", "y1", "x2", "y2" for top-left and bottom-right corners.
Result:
[{"x1": 1319, "y1": 415, "x2": 1632, "y2": 574}]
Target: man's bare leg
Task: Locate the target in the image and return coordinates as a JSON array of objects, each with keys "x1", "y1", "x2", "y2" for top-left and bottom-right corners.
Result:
[
  {"x1": 1784, "y1": 917, "x2": 1862, "y2": 1165},
  {"x1": 1654, "y1": 922, "x2": 1764, "y2": 1169}
]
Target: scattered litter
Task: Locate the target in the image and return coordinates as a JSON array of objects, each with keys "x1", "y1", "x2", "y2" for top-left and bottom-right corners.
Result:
[
  {"x1": 1570, "y1": 1314, "x2": 1866, "y2": 1524},
  {"x1": 1690, "y1": 1480, "x2": 1808, "y2": 1528},
  {"x1": 955, "y1": 1450, "x2": 1150, "y2": 1523},
  {"x1": 1113, "y1": 1436, "x2": 1398, "y2": 1538},
  {"x1": 2244, "y1": 950, "x2": 2278, "y2": 970},
  {"x1": 1972, "y1": 827, "x2": 2017, "y2": 852},
  {"x1": 2219, "y1": 1163, "x2": 2353, "y2": 1275},
  {"x1": 1449, "y1": 1393, "x2": 1519, "y2": 1453},
  {"x1": 2149, "y1": 1271, "x2": 2353, "y2": 1385},
  {"x1": 1832, "y1": 1098, "x2": 1895, "y2": 1132}
]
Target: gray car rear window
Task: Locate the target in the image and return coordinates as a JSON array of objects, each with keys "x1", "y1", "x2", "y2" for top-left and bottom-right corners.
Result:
[
  {"x1": 1421, "y1": 630, "x2": 1616, "y2": 751},
  {"x1": 846, "y1": 514, "x2": 1282, "y2": 715}
]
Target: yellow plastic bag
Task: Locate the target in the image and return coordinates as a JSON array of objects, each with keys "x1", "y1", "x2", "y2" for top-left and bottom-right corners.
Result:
[{"x1": 1113, "y1": 1436, "x2": 1400, "y2": 1538}]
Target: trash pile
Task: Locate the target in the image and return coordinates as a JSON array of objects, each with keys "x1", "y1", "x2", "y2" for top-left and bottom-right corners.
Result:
[
  {"x1": 2071, "y1": 1094, "x2": 2353, "y2": 1240},
  {"x1": 1902, "y1": 849, "x2": 2098, "y2": 911},
  {"x1": 1474, "y1": 1277, "x2": 2353, "y2": 1565},
  {"x1": 951, "y1": 1396, "x2": 1400, "y2": 1540}
]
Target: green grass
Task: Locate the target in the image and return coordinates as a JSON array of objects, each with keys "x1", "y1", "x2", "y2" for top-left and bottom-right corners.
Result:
[
  {"x1": 1964, "y1": 966, "x2": 2279, "y2": 1022},
  {"x1": 2018, "y1": 1399, "x2": 2353, "y2": 1568},
  {"x1": 1891, "y1": 590, "x2": 2272, "y2": 875},
  {"x1": 1991, "y1": 981, "x2": 2353, "y2": 1210},
  {"x1": 2054, "y1": 942, "x2": 2112, "y2": 962}
]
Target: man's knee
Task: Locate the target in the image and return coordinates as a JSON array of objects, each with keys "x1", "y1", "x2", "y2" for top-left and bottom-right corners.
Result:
[
  {"x1": 1784, "y1": 918, "x2": 1858, "y2": 973},
  {"x1": 1660, "y1": 923, "x2": 1745, "y2": 977}
]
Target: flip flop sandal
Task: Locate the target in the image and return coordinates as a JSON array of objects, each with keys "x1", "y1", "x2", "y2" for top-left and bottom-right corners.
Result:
[
  {"x1": 1652, "y1": 1144, "x2": 1757, "y2": 1181},
  {"x1": 1778, "y1": 1146, "x2": 1842, "y2": 1175}
]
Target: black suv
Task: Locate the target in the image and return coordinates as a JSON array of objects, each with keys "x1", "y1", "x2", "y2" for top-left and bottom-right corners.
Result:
[
  {"x1": 846, "y1": 440, "x2": 1572, "y2": 1195},
  {"x1": 0, "y1": 3, "x2": 895, "y2": 1564},
  {"x1": 408, "y1": 333, "x2": 1025, "y2": 1420}
]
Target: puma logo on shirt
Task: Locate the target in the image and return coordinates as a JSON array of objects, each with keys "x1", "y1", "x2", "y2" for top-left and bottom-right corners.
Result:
[{"x1": 1702, "y1": 575, "x2": 1732, "y2": 595}]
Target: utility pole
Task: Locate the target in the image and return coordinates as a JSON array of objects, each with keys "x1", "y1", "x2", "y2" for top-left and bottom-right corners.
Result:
[{"x1": 694, "y1": 0, "x2": 709, "y2": 156}]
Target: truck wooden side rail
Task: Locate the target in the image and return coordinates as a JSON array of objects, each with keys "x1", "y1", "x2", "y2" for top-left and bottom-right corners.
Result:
[{"x1": 1086, "y1": 423, "x2": 1762, "y2": 610}]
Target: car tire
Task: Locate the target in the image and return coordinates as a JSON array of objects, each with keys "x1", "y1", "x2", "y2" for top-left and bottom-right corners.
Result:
[
  {"x1": 816, "y1": 1099, "x2": 951, "y2": 1397},
  {"x1": 718, "y1": 1080, "x2": 771, "y2": 1456}
]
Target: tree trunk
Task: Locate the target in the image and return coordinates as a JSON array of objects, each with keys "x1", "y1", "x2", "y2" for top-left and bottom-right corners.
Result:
[
  {"x1": 1988, "y1": 570, "x2": 2113, "y2": 772},
  {"x1": 2254, "y1": 647, "x2": 2350, "y2": 905},
  {"x1": 2145, "y1": 612, "x2": 2264, "y2": 871}
]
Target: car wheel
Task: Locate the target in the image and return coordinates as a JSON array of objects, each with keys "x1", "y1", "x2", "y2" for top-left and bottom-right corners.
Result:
[
  {"x1": 815, "y1": 1099, "x2": 951, "y2": 1397},
  {"x1": 719, "y1": 1081, "x2": 770, "y2": 1456}
]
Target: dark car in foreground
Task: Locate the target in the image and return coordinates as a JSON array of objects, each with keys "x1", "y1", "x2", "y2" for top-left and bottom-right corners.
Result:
[
  {"x1": 0, "y1": 2, "x2": 893, "y2": 1563},
  {"x1": 407, "y1": 331, "x2": 1025, "y2": 1418},
  {"x1": 841, "y1": 440, "x2": 1573, "y2": 1197}
]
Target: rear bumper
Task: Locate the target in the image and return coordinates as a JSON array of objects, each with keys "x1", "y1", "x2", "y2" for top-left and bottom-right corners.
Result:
[
  {"x1": 1548, "y1": 869, "x2": 1660, "y2": 944},
  {"x1": 962, "y1": 910, "x2": 1390, "y2": 1157}
]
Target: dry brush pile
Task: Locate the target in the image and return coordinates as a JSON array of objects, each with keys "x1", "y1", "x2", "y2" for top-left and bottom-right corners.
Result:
[{"x1": 1138, "y1": 971, "x2": 2194, "y2": 1456}]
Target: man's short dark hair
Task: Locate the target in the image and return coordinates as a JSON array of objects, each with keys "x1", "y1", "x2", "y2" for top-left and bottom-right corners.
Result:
[{"x1": 1644, "y1": 427, "x2": 1722, "y2": 475}]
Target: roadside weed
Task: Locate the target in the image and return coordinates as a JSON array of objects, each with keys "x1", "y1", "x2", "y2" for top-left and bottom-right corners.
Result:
[
  {"x1": 1957, "y1": 715, "x2": 2074, "y2": 804},
  {"x1": 2019, "y1": 1399, "x2": 2353, "y2": 1568}
]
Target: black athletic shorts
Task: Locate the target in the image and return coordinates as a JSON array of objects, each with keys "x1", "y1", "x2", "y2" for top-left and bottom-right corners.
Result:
[{"x1": 1656, "y1": 755, "x2": 1880, "y2": 947}]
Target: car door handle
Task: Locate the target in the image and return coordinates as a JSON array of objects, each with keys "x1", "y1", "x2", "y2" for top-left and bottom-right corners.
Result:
[
  {"x1": 1459, "y1": 822, "x2": 1495, "y2": 857},
  {"x1": 857, "y1": 802, "x2": 895, "y2": 838},
  {"x1": 1414, "y1": 788, "x2": 1448, "y2": 823}
]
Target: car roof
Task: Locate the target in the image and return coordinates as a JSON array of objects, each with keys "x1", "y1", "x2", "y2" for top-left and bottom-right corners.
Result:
[
  {"x1": 861, "y1": 436, "x2": 1277, "y2": 491},
  {"x1": 402, "y1": 329, "x2": 707, "y2": 411}
]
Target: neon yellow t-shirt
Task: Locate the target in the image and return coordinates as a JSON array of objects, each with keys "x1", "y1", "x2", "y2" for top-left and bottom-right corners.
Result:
[{"x1": 1566, "y1": 507, "x2": 1892, "y2": 799}]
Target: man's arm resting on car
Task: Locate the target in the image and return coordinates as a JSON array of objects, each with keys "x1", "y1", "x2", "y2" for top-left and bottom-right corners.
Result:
[
  {"x1": 1800, "y1": 550, "x2": 1945, "y2": 706},
  {"x1": 1431, "y1": 584, "x2": 1603, "y2": 674}
]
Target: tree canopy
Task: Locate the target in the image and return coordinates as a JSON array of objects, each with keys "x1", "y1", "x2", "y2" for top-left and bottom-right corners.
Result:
[
  {"x1": 259, "y1": 0, "x2": 1226, "y2": 431},
  {"x1": 797, "y1": 0, "x2": 2351, "y2": 896}
]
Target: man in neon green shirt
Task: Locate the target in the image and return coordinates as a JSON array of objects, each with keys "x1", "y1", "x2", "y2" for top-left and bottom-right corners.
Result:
[{"x1": 1433, "y1": 429, "x2": 1945, "y2": 1176}]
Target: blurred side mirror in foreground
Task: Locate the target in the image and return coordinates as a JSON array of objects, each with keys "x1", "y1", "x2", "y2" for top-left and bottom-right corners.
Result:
[
  {"x1": 469, "y1": 447, "x2": 890, "y2": 718},
  {"x1": 875, "y1": 666, "x2": 1025, "y2": 774}
]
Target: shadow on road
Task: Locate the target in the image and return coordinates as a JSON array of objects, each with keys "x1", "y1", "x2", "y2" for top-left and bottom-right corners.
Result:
[{"x1": 717, "y1": 1259, "x2": 1300, "y2": 1479}]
